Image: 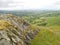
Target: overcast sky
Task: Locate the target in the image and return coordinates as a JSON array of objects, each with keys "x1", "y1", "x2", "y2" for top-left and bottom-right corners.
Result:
[{"x1": 0, "y1": 0, "x2": 60, "y2": 10}]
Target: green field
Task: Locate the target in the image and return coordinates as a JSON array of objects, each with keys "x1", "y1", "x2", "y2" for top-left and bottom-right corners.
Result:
[
  {"x1": 30, "y1": 16, "x2": 60, "y2": 45},
  {"x1": 47, "y1": 16, "x2": 60, "y2": 26}
]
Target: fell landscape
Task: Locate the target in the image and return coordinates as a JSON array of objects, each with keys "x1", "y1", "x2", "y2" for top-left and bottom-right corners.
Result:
[
  {"x1": 0, "y1": 0, "x2": 60, "y2": 45},
  {"x1": 0, "y1": 10, "x2": 60, "y2": 45}
]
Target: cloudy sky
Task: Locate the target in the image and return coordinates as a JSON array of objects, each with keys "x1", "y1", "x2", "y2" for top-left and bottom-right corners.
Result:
[{"x1": 0, "y1": 0, "x2": 60, "y2": 10}]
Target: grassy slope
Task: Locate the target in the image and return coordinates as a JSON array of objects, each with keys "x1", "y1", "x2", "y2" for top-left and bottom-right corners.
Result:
[
  {"x1": 31, "y1": 26, "x2": 60, "y2": 45},
  {"x1": 30, "y1": 16, "x2": 60, "y2": 45}
]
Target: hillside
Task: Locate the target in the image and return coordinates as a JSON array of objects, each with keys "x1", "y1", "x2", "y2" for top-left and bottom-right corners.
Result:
[
  {"x1": 0, "y1": 10, "x2": 60, "y2": 45},
  {"x1": 0, "y1": 14, "x2": 39, "y2": 45},
  {"x1": 31, "y1": 26, "x2": 60, "y2": 45},
  {"x1": 30, "y1": 15, "x2": 60, "y2": 45}
]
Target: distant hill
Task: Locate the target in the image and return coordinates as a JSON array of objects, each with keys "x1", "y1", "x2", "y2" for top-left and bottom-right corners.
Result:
[{"x1": 0, "y1": 10, "x2": 60, "y2": 17}]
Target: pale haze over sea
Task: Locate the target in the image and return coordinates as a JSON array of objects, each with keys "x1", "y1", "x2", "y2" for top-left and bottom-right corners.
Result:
[{"x1": 0, "y1": 0, "x2": 60, "y2": 10}]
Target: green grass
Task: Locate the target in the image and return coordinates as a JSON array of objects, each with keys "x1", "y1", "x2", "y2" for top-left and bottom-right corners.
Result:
[
  {"x1": 47, "y1": 16, "x2": 60, "y2": 26},
  {"x1": 30, "y1": 16, "x2": 60, "y2": 45},
  {"x1": 30, "y1": 26, "x2": 60, "y2": 45}
]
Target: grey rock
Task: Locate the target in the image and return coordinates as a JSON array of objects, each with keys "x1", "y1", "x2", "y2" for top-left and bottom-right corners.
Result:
[{"x1": 0, "y1": 14, "x2": 40, "y2": 45}]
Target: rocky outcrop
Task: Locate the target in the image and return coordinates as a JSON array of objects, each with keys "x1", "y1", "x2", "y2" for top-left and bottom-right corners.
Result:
[{"x1": 0, "y1": 14, "x2": 39, "y2": 45}]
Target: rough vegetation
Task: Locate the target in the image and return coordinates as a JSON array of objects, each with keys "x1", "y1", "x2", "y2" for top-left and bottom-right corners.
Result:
[
  {"x1": 31, "y1": 26, "x2": 60, "y2": 45},
  {"x1": 0, "y1": 14, "x2": 39, "y2": 45}
]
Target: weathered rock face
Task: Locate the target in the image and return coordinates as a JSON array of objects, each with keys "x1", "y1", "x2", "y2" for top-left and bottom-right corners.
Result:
[{"x1": 0, "y1": 14, "x2": 39, "y2": 45}]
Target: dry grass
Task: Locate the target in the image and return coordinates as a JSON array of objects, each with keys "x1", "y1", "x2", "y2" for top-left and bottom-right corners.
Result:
[{"x1": 0, "y1": 20, "x2": 11, "y2": 29}]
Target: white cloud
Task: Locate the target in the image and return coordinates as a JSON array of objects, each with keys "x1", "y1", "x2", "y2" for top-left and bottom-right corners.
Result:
[{"x1": 0, "y1": 0, "x2": 60, "y2": 10}]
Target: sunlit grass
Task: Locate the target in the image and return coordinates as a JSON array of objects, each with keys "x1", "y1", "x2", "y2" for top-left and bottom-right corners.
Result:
[{"x1": 30, "y1": 26, "x2": 60, "y2": 45}]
